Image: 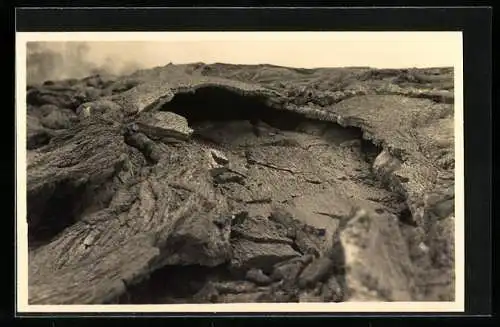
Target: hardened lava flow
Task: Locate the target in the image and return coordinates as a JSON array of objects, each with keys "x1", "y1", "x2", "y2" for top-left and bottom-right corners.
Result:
[{"x1": 25, "y1": 63, "x2": 455, "y2": 304}]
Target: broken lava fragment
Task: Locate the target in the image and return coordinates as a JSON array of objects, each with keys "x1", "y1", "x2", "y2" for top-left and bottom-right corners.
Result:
[
  {"x1": 298, "y1": 256, "x2": 334, "y2": 288},
  {"x1": 76, "y1": 100, "x2": 123, "y2": 120},
  {"x1": 137, "y1": 111, "x2": 194, "y2": 141},
  {"x1": 230, "y1": 238, "x2": 301, "y2": 272},
  {"x1": 271, "y1": 255, "x2": 313, "y2": 283},
  {"x1": 321, "y1": 275, "x2": 344, "y2": 302},
  {"x1": 340, "y1": 209, "x2": 416, "y2": 301},
  {"x1": 245, "y1": 268, "x2": 273, "y2": 286},
  {"x1": 210, "y1": 148, "x2": 229, "y2": 165},
  {"x1": 231, "y1": 215, "x2": 293, "y2": 245}
]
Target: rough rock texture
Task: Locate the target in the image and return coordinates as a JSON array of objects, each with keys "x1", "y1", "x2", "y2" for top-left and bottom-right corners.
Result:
[
  {"x1": 339, "y1": 208, "x2": 416, "y2": 301},
  {"x1": 135, "y1": 111, "x2": 194, "y2": 141},
  {"x1": 230, "y1": 239, "x2": 301, "y2": 272},
  {"x1": 25, "y1": 63, "x2": 455, "y2": 304},
  {"x1": 245, "y1": 268, "x2": 273, "y2": 286},
  {"x1": 298, "y1": 256, "x2": 335, "y2": 289}
]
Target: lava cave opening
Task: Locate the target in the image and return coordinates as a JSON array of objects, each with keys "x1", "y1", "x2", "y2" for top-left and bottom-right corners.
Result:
[
  {"x1": 115, "y1": 264, "x2": 230, "y2": 304},
  {"x1": 159, "y1": 86, "x2": 307, "y2": 131},
  {"x1": 28, "y1": 180, "x2": 88, "y2": 248}
]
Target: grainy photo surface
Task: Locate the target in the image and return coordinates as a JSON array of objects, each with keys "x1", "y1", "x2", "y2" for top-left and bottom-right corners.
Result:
[{"x1": 16, "y1": 32, "x2": 464, "y2": 313}]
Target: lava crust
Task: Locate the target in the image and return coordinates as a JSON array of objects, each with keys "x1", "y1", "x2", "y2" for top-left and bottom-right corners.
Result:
[{"x1": 25, "y1": 63, "x2": 455, "y2": 304}]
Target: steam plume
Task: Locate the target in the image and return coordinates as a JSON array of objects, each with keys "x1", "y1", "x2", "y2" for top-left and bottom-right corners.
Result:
[{"x1": 26, "y1": 42, "x2": 142, "y2": 85}]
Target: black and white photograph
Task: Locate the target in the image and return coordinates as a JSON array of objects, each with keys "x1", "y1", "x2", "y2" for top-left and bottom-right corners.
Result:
[{"x1": 16, "y1": 31, "x2": 463, "y2": 313}]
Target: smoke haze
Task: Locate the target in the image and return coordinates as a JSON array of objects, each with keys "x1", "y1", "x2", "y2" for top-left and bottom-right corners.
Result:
[{"x1": 26, "y1": 42, "x2": 143, "y2": 85}]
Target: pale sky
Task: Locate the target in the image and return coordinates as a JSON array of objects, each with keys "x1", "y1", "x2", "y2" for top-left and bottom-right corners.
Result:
[{"x1": 19, "y1": 32, "x2": 462, "y2": 69}]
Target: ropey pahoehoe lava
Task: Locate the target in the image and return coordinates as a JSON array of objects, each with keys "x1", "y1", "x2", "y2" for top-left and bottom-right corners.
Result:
[{"x1": 25, "y1": 62, "x2": 455, "y2": 304}]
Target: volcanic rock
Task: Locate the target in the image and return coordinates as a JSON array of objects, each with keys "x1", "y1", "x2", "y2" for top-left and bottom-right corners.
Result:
[
  {"x1": 231, "y1": 215, "x2": 293, "y2": 245},
  {"x1": 210, "y1": 148, "x2": 229, "y2": 165},
  {"x1": 213, "y1": 280, "x2": 257, "y2": 294},
  {"x1": 24, "y1": 62, "x2": 455, "y2": 304},
  {"x1": 339, "y1": 208, "x2": 416, "y2": 301},
  {"x1": 298, "y1": 256, "x2": 335, "y2": 289},
  {"x1": 320, "y1": 275, "x2": 344, "y2": 302},
  {"x1": 245, "y1": 268, "x2": 273, "y2": 286},
  {"x1": 218, "y1": 292, "x2": 269, "y2": 303},
  {"x1": 136, "y1": 111, "x2": 194, "y2": 141},
  {"x1": 40, "y1": 109, "x2": 77, "y2": 130},
  {"x1": 230, "y1": 239, "x2": 301, "y2": 272},
  {"x1": 271, "y1": 255, "x2": 314, "y2": 284},
  {"x1": 27, "y1": 114, "x2": 53, "y2": 150}
]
